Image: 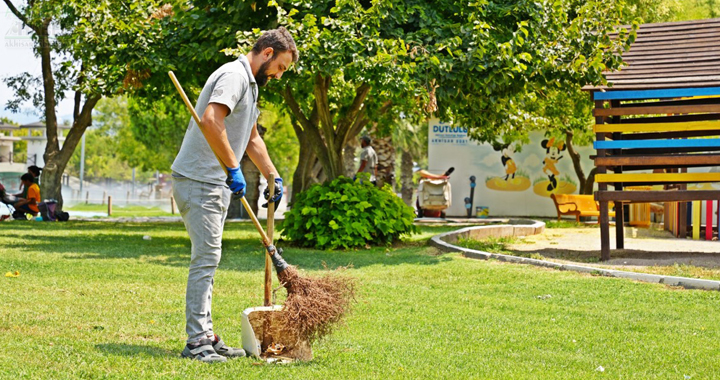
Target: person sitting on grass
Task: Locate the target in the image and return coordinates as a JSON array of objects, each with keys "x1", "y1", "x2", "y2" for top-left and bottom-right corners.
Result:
[
  {"x1": 28, "y1": 165, "x2": 42, "y2": 184},
  {"x1": 12, "y1": 166, "x2": 41, "y2": 197},
  {"x1": 12, "y1": 173, "x2": 40, "y2": 219}
]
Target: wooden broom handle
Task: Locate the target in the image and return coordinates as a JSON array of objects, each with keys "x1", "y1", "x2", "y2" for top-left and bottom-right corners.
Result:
[{"x1": 264, "y1": 173, "x2": 275, "y2": 306}]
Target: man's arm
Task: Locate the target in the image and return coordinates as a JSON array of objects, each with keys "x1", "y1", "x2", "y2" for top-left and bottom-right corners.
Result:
[
  {"x1": 200, "y1": 103, "x2": 239, "y2": 169},
  {"x1": 357, "y1": 160, "x2": 367, "y2": 174},
  {"x1": 246, "y1": 124, "x2": 278, "y2": 179}
]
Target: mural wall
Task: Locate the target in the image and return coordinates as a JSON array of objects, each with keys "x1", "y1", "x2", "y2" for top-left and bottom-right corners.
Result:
[{"x1": 427, "y1": 118, "x2": 595, "y2": 217}]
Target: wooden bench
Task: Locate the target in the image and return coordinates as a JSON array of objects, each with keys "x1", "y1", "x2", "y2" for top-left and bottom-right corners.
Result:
[{"x1": 550, "y1": 193, "x2": 615, "y2": 223}]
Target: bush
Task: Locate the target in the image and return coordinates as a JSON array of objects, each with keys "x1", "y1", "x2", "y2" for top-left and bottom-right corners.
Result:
[{"x1": 281, "y1": 175, "x2": 418, "y2": 249}]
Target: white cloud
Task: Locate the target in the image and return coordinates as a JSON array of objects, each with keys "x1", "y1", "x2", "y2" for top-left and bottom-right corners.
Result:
[
  {"x1": 522, "y1": 154, "x2": 542, "y2": 169},
  {"x1": 479, "y1": 152, "x2": 499, "y2": 167}
]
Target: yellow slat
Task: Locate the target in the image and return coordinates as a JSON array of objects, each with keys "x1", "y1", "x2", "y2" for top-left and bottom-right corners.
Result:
[
  {"x1": 593, "y1": 120, "x2": 720, "y2": 133},
  {"x1": 692, "y1": 201, "x2": 701, "y2": 240},
  {"x1": 596, "y1": 173, "x2": 720, "y2": 183}
]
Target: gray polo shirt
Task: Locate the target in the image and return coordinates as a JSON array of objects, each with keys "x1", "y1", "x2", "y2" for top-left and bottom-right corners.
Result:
[{"x1": 171, "y1": 56, "x2": 260, "y2": 186}]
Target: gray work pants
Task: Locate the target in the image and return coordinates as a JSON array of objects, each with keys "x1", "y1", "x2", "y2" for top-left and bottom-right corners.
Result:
[{"x1": 172, "y1": 176, "x2": 231, "y2": 343}]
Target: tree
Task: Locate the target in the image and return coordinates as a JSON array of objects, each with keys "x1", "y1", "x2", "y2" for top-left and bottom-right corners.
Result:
[
  {"x1": 624, "y1": 0, "x2": 683, "y2": 23},
  {"x1": 421, "y1": 0, "x2": 636, "y2": 141},
  {"x1": 624, "y1": 0, "x2": 716, "y2": 22},
  {"x1": 535, "y1": 86, "x2": 599, "y2": 195},
  {"x1": 127, "y1": 96, "x2": 187, "y2": 171},
  {"x1": 224, "y1": 0, "x2": 428, "y2": 194},
  {"x1": 220, "y1": 0, "x2": 639, "y2": 196},
  {"x1": 66, "y1": 97, "x2": 162, "y2": 183},
  {"x1": 392, "y1": 119, "x2": 427, "y2": 206},
  {"x1": 407, "y1": 0, "x2": 637, "y2": 195},
  {"x1": 3, "y1": 0, "x2": 171, "y2": 209}
]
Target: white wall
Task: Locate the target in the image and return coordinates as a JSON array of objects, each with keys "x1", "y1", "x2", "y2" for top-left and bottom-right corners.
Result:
[
  {"x1": 25, "y1": 138, "x2": 46, "y2": 167},
  {"x1": 428, "y1": 119, "x2": 596, "y2": 217}
]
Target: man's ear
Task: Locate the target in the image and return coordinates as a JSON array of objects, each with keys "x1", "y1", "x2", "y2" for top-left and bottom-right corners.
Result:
[{"x1": 263, "y1": 47, "x2": 274, "y2": 61}]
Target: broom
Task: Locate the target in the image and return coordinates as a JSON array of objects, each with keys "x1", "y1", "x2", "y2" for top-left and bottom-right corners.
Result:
[{"x1": 168, "y1": 71, "x2": 354, "y2": 347}]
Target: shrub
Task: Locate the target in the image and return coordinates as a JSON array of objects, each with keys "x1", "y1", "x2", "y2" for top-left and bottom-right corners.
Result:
[{"x1": 281, "y1": 175, "x2": 418, "y2": 249}]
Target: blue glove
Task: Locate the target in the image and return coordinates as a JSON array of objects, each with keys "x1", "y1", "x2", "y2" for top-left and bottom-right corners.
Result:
[
  {"x1": 225, "y1": 166, "x2": 246, "y2": 197},
  {"x1": 262, "y1": 177, "x2": 283, "y2": 208}
]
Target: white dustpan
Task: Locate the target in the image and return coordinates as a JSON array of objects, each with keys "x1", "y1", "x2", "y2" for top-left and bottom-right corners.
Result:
[{"x1": 241, "y1": 305, "x2": 283, "y2": 357}]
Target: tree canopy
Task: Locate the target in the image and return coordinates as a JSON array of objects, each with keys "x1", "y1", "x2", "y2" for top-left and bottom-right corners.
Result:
[
  {"x1": 3, "y1": 0, "x2": 172, "y2": 208},
  {"x1": 215, "y1": 0, "x2": 637, "y2": 191}
]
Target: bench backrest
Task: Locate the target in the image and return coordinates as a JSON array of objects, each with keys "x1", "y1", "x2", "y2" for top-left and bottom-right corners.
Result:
[{"x1": 551, "y1": 193, "x2": 598, "y2": 212}]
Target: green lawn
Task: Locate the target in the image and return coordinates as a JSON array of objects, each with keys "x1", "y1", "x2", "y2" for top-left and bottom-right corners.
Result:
[
  {"x1": 1, "y1": 222, "x2": 719, "y2": 379},
  {"x1": 65, "y1": 203, "x2": 175, "y2": 218}
]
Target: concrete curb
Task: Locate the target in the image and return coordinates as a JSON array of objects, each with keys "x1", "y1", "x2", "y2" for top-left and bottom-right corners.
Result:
[{"x1": 429, "y1": 221, "x2": 720, "y2": 291}]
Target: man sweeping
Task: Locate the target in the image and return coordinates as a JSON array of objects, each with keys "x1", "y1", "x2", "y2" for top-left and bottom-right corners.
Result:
[{"x1": 171, "y1": 27, "x2": 298, "y2": 363}]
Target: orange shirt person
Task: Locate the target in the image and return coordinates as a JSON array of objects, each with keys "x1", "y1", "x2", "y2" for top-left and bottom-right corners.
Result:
[{"x1": 13, "y1": 173, "x2": 40, "y2": 217}]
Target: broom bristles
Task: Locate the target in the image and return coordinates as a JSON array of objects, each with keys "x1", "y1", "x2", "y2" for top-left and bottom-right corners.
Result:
[{"x1": 276, "y1": 266, "x2": 355, "y2": 343}]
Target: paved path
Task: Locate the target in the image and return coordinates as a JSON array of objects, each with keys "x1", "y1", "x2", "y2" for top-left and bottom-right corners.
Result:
[{"x1": 509, "y1": 226, "x2": 720, "y2": 268}]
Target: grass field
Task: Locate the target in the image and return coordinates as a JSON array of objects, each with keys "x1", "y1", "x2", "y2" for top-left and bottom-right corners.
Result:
[
  {"x1": 65, "y1": 203, "x2": 175, "y2": 218},
  {"x1": 1, "y1": 221, "x2": 719, "y2": 379}
]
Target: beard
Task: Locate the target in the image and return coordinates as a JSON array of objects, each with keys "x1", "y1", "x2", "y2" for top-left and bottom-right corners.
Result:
[{"x1": 255, "y1": 59, "x2": 272, "y2": 87}]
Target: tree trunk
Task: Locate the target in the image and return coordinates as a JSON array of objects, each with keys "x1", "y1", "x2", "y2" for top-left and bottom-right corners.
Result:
[
  {"x1": 400, "y1": 150, "x2": 413, "y2": 206},
  {"x1": 5, "y1": 6, "x2": 100, "y2": 212},
  {"x1": 280, "y1": 79, "x2": 391, "y2": 186},
  {"x1": 564, "y1": 131, "x2": 587, "y2": 195},
  {"x1": 582, "y1": 167, "x2": 598, "y2": 195},
  {"x1": 373, "y1": 135, "x2": 395, "y2": 189},
  {"x1": 289, "y1": 121, "x2": 325, "y2": 202},
  {"x1": 343, "y1": 138, "x2": 359, "y2": 177}
]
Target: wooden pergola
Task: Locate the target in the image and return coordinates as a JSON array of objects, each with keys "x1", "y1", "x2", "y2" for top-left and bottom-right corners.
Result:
[{"x1": 585, "y1": 18, "x2": 720, "y2": 260}]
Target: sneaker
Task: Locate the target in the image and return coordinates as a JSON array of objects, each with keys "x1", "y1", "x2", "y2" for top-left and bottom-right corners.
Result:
[
  {"x1": 181, "y1": 338, "x2": 227, "y2": 363},
  {"x1": 212, "y1": 334, "x2": 246, "y2": 358}
]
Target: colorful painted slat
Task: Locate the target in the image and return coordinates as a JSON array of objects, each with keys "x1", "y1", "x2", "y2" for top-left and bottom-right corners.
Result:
[
  {"x1": 594, "y1": 154, "x2": 720, "y2": 168},
  {"x1": 594, "y1": 120, "x2": 720, "y2": 133},
  {"x1": 595, "y1": 173, "x2": 720, "y2": 183},
  {"x1": 594, "y1": 104, "x2": 720, "y2": 117},
  {"x1": 595, "y1": 190, "x2": 720, "y2": 202},
  {"x1": 706, "y1": 200, "x2": 713, "y2": 240},
  {"x1": 693, "y1": 201, "x2": 701, "y2": 240},
  {"x1": 594, "y1": 138, "x2": 720, "y2": 150},
  {"x1": 593, "y1": 86, "x2": 720, "y2": 100}
]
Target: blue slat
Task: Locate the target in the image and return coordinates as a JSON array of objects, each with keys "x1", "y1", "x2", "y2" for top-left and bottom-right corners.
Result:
[
  {"x1": 594, "y1": 138, "x2": 720, "y2": 150},
  {"x1": 593, "y1": 86, "x2": 720, "y2": 101}
]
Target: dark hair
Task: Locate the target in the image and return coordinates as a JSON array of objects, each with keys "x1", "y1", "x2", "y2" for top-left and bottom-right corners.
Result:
[
  {"x1": 21, "y1": 173, "x2": 33, "y2": 182},
  {"x1": 252, "y1": 27, "x2": 299, "y2": 62},
  {"x1": 360, "y1": 136, "x2": 372, "y2": 145},
  {"x1": 28, "y1": 165, "x2": 42, "y2": 177}
]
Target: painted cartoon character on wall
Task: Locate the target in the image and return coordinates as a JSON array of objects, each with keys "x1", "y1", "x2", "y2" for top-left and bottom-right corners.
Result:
[
  {"x1": 492, "y1": 142, "x2": 517, "y2": 181},
  {"x1": 541, "y1": 138, "x2": 566, "y2": 191},
  {"x1": 501, "y1": 146, "x2": 517, "y2": 181},
  {"x1": 486, "y1": 142, "x2": 530, "y2": 192}
]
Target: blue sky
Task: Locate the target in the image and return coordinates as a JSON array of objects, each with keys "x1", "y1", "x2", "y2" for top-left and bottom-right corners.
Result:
[{"x1": 1, "y1": 3, "x2": 74, "y2": 125}]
